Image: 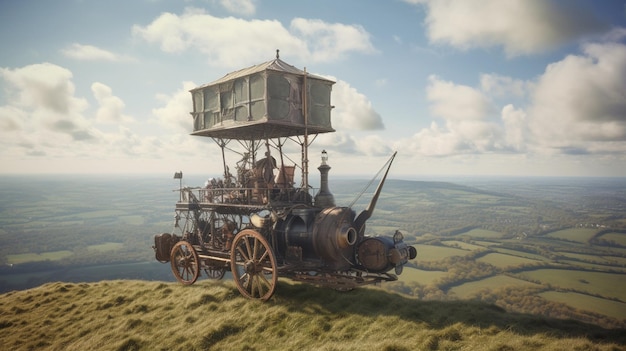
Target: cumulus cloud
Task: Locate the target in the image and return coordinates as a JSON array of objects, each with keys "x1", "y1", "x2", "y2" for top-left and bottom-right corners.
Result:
[
  {"x1": 132, "y1": 8, "x2": 375, "y2": 67},
  {"x1": 395, "y1": 76, "x2": 505, "y2": 156},
  {"x1": 330, "y1": 78, "x2": 384, "y2": 131},
  {"x1": 219, "y1": 0, "x2": 256, "y2": 16},
  {"x1": 316, "y1": 132, "x2": 392, "y2": 157},
  {"x1": 427, "y1": 75, "x2": 493, "y2": 121},
  {"x1": 411, "y1": 0, "x2": 608, "y2": 56},
  {"x1": 397, "y1": 31, "x2": 626, "y2": 158},
  {"x1": 289, "y1": 18, "x2": 376, "y2": 62},
  {"x1": 0, "y1": 63, "x2": 86, "y2": 114},
  {"x1": 61, "y1": 43, "x2": 133, "y2": 62},
  {"x1": 0, "y1": 63, "x2": 149, "y2": 164},
  {"x1": 528, "y1": 38, "x2": 626, "y2": 151},
  {"x1": 153, "y1": 81, "x2": 197, "y2": 134},
  {"x1": 92, "y1": 82, "x2": 134, "y2": 124},
  {"x1": 0, "y1": 63, "x2": 98, "y2": 147},
  {"x1": 480, "y1": 74, "x2": 529, "y2": 98}
]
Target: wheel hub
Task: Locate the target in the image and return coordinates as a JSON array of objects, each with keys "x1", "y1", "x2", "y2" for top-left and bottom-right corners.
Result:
[{"x1": 244, "y1": 260, "x2": 256, "y2": 274}]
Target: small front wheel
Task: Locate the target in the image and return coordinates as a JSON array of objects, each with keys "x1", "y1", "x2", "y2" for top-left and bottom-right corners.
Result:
[
  {"x1": 170, "y1": 241, "x2": 200, "y2": 285},
  {"x1": 230, "y1": 229, "x2": 277, "y2": 301}
]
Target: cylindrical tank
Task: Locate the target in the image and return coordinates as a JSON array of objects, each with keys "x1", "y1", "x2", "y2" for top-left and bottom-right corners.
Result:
[
  {"x1": 311, "y1": 207, "x2": 357, "y2": 269},
  {"x1": 278, "y1": 206, "x2": 357, "y2": 269},
  {"x1": 356, "y1": 235, "x2": 418, "y2": 273}
]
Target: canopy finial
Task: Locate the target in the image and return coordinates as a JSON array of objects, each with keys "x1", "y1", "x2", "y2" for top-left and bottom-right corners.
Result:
[{"x1": 276, "y1": 49, "x2": 280, "y2": 59}]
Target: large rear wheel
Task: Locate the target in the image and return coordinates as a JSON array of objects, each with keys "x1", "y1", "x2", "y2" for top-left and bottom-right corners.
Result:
[
  {"x1": 230, "y1": 229, "x2": 277, "y2": 301},
  {"x1": 170, "y1": 241, "x2": 200, "y2": 285}
]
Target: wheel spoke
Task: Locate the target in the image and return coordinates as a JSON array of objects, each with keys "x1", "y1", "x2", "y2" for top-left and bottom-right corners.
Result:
[
  {"x1": 254, "y1": 276, "x2": 264, "y2": 298},
  {"x1": 236, "y1": 245, "x2": 250, "y2": 262},
  {"x1": 257, "y1": 272, "x2": 270, "y2": 290},
  {"x1": 244, "y1": 236, "x2": 253, "y2": 260},
  {"x1": 246, "y1": 274, "x2": 255, "y2": 295},
  {"x1": 253, "y1": 237, "x2": 260, "y2": 260}
]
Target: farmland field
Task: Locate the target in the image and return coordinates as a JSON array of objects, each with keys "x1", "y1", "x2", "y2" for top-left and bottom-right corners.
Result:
[
  {"x1": 545, "y1": 228, "x2": 598, "y2": 243},
  {"x1": 399, "y1": 267, "x2": 447, "y2": 285},
  {"x1": 600, "y1": 232, "x2": 626, "y2": 246},
  {"x1": 441, "y1": 240, "x2": 485, "y2": 251},
  {"x1": 7, "y1": 250, "x2": 74, "y2": 264},
  {"x1": 520, "y1": 269, "x2": 626, "y2": 301},
  {"x1": 476, "y1": 252, "x2": 540, "y2": 268},
  {"x1": 540, "y1": 291, "x2": 626, "y2": 320},
  {"x1": 449, "y1": 275, "x2": 540, "y2": 299},
  {"x1": 413, "y1": 244, "x2": 467, "y2": 261},
  {"x1": 456, "y1": 228, "x2": 503, "y2": 239}
]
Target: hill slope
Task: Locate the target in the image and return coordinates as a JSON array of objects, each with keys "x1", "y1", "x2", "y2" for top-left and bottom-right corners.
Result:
[{"x1": 1, "y1": 280, "x2": 624, "y2": 351}]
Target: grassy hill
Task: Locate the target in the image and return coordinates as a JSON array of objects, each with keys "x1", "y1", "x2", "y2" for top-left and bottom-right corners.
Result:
[{"x1": 1, "y1": 279, "x2": 624, "y2": 351}]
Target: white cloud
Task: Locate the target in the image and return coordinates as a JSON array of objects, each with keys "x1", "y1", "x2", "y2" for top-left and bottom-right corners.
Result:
[
  {"x1": 330, "y1": 78, "x2": 384, "y2": 131},
  {"x1": 0, "y1": 63, "x2": 98, "y2": 147},
  {"x1": 92, "y1": 82, "x2": 134, "y2": 124},
  {"x1": 395, "y1": 76, "x2": 504, "y2": 156},
  {"x1": 501, "y1": 104, "x2": 528, "y2": 152},
  {"x1": 413, "y1": 0, "x2": 607, "y2": 56},
  {"x1": 289, "y1": 18, "x2": 376, "y2": 62},
  {"x1": 61, "y1": 43, "x2": 133, "y2": 62},
  {"x1": 219, "y1": 0, "x2": 256, "y2": 16},
  {"x1": 132, "y1": 8, "x2": 375, "y2": 67},
  {"x1": 153, "y1": 81, "x2": 197, "y2": 134},
  {"x1": 396, "y1": 32, "x2": 626, "y2": 158},
  {"x1": 528, "y1": 39, "x2": 626, "y2": 152},
  {"x1": 0, "y1": 63, "x2": 152, "y2": 165},
  {"x1": 480, "y1": 73, "x2": 529, "y2": 98},
  {"x1": 356, "y1": 134, "x2": 393, "y2": 156},
  {"x1": 426, "y1": 75, "x2": 492, "y2": 121},
  {"x1": 316, "y1": 131, "x2": 358, "y2": 155},
  {"x1": 0, "y1": 105, "x2": 25, "y2": 131},
  {"x1": 0, "y1": 63, "x2": 87, "y2": 114}
]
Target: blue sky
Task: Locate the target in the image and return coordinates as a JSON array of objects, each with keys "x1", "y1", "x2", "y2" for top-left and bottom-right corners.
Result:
[{"x1": 1, "y1": 0, "x2": 625, "y2": 178}]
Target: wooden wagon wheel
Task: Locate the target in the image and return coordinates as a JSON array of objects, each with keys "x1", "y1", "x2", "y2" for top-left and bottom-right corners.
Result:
[
  {"x1": 230, "y1": 229, "x2": 278, "y2": 301},
  {"x1": 170, "y1": 241, "x2": 200, "y2": 285},
  {"x1": 203, "y1": 264, "x2": 226, "y2": 280}
]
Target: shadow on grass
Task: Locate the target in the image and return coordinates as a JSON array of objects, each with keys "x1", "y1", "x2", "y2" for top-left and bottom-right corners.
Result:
[{"x1": 269, "y1": 280, "x2": 626, "y2": 345}]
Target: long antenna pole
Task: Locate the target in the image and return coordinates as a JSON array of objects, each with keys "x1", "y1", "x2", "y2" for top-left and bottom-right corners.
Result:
[{"x1": 303, "y1": 67, "x2": 309, "y2": 190}]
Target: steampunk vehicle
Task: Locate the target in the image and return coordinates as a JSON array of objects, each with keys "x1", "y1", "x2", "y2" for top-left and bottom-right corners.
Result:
[{"x1": 153, "y1": 52, "x2": 417, "y2": 300}]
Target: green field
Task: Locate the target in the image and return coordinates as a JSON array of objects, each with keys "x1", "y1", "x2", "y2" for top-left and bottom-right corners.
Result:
[
  {"x1": 477, "y1": 252, "x2": 540, "y2": 268},
  {"x1": 600, "y1": 232, "x2": 626, "y2": 246},
  {"x1": 493, "y1": 247, "x2": 547, "y2": 261},
  {"x1": 441, "y1": 240, "x2": 485, "y2": 251},
  {"x1": 87, "y1": 242, "x2": 124, "y2": 252},
  {"x1": 557, "y1": 251, "x2": 617, "y2": 265},
  {"x1": 546, "y1": 228, "x2": 598, "y2": 243},
  {"x1": 7, "y1": 250, "x2": 73, "y2": 264},
  {"x1": 414, "y1": 244, "x2": 468, "y2": 261},
  {"x1": 520, "y1": 269, "x2": 626, "y2": 301},
  {"x1": 456, "y1": 228, "x2": 503, "y2": 239},
  {"x1": 399, "y1": 267, "x2": 447, "y2": 286},
  {"x1": 449, "y1": 275, "x2": 540, "y2": 299},
  {"x1": 6, "y1": 242, "x2": 124, "y2": 264},
  {"x1": 540, "y1": 291, "x2": 626, "y2": 320}
]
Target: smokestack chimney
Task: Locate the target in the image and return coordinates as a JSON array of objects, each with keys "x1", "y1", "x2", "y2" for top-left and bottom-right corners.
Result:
[{"x1": 314, "y1": 150, "x2": 335, "y2": 208}]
